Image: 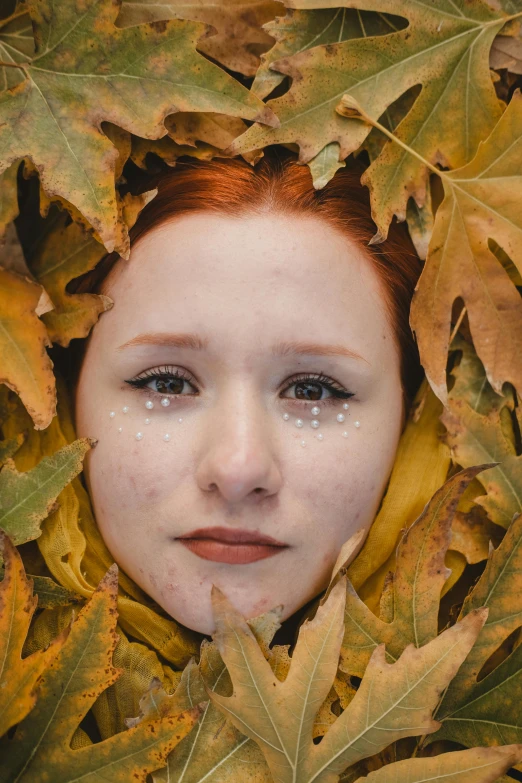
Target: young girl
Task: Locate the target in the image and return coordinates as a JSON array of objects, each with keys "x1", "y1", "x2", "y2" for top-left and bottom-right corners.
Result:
[{"x1": 68, "y1": 147, "x2": 424, "y2": 637}]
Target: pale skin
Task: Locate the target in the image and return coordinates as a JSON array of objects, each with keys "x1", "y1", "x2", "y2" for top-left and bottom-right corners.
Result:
[{"x1": 75, "y1": 212, "x2": 404, "y2": 635}]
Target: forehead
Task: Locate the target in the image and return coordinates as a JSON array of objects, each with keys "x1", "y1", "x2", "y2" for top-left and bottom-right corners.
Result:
[{"x1": 106, "y1": 212, "x2": 390, "y2": 329}]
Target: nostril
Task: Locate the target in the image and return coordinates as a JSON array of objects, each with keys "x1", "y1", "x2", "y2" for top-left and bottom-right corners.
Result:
[{"x1": 254, "y1": 487, "x2": 264, "y2": 494}]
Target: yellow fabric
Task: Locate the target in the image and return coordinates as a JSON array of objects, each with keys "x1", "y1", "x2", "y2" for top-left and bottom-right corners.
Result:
[{"x1": 1, "y1": 372, "x2": 455, "y2": 737}]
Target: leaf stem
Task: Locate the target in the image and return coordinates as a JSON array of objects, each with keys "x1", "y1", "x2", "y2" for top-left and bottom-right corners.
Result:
[
  {"x1": 337, "y1": 95, "x2": 444, "y2": 181},
  {"x1": 449, "y1": 306, "x2": 468, "y2": 346},
  {"x1": 0, "y1": 61, "x2": 27, "y2": 72}
]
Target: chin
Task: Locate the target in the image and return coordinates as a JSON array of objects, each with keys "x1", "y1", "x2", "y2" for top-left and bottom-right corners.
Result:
[{"x1": 152, "y1": 575, "x2": 314, "y2": 637}]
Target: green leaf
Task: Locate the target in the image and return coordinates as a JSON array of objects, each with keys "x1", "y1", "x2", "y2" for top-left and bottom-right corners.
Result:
[{"x1": 0, "y1": 438, "x2": 94, "y2": 546}]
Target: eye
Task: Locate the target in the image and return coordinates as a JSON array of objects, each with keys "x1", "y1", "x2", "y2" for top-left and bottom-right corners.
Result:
[
  {"x1": 281, "y1": 372, "x2": 355, "y2": 406},
  {"x1": 124, "y1": 366, "x2": 197, "y2": 397}
]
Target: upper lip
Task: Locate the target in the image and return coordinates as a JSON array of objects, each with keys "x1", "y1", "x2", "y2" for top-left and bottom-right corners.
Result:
[{"x1": 176, "y1": 526, "x2": 288, "y2": 547}]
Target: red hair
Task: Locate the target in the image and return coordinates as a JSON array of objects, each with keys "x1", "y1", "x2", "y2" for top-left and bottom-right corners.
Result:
[{"x1": 66, "y1": 147, "x2": 424, "y2": 422}]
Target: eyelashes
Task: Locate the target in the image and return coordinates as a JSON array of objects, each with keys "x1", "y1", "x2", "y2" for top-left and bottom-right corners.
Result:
[{"x1": 124, "y1": 366, "x2": 355, "y2": 406}]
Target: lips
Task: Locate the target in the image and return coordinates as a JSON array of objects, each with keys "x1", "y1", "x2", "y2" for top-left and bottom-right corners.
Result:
[{"x1": 175, "y1": 526, "x2": 288, "y2": 564}]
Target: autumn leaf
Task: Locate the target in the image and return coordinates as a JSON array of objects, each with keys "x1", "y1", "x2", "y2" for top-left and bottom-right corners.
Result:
[
  {"x1": 208, "y1": 575, "x2": 488, "y2": 783},
  {"x1": 440, "y1": 339, "x2": 522, "y2": 529},
  {"x1": 0, "y1": 563, "x2": 203, "y2": 782},
  {"x1": 358, "y1": 746, "x2": 522, "y2": 783},
  {"x1": 339, "y1": 465, "x2": 491, "y2": 679},
  {"x1": 0, "y1": 0, "x2": 278, "y2": 255},
  {"x1": 128, "y1": 608, "x2": 292, "y2": 781},
  {"x1": 228, "y1": 0, "x2": 508, "y2": 205},
  {"x1": 0, "y1": 6, "x2": 33, "y2": 91},
  {"x1": 251, "y1": 7, "x2": 405, "y2": 101},
  {"x1": 0, "y1": 438, "x2": 94, "y2": 546},
  {"x1": 0, "y1": 267, "x2": 56, "y2": 430},
  {"x1": 117, "y1": 0, "x2": 285, "y2": 78},
  {"x1": 0, "y1": 530, "x2": 66, "y2": 736}
]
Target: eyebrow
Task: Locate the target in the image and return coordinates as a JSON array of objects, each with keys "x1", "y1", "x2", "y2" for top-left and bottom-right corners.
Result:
[{"x1": 116, "y1": 332, "x2": 370, "y2": 364}]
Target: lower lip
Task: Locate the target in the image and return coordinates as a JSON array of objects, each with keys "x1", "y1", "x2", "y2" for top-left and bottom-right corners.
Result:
[{"x1": 177, "y1": 538, "x2": 287, "y2": 564}]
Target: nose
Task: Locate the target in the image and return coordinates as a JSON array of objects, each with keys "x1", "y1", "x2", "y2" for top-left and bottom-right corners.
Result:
[{"x1": 195, "y1": 386, "x2": 283, "y2": 504}]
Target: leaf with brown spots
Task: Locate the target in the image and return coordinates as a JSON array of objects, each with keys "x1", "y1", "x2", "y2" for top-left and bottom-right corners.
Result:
[
  {"x1": 117, "y1": 0, "x2": 286, "y2": 78},
  {"x1": 0, "y1": 531, "x2": 66, "y2": 736},
  {"x1": 208, "y1": 574, "x2": 497, "y2": 783},
  {"x1": 0, "y1": 438, "x2": 93, "y2": 547},
  {"x1": 0, "y1": 563, "x2": 202, "y2": 782},
  {"x1": 339, "y1": 465, "x2": 491, "y2": 680},
  {"x1": 0, "y1": 267, "x2": 56, "y2": 430},
  {"x1": 228, "y1": 0, "x2": 508, "y2": 223},
  {"x1": 0, "y1": 0, "x2": 278, "y2": 256}
]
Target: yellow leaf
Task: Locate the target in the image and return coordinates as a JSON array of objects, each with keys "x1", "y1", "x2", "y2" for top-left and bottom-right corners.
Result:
[
  {"x1": 0, "y1": 531, "x2": 66, "y2": 736},
  {"x1": 0, "y1": 564, "x2": 202, "y2": 782},
  {"x1": 0, "y1": 267, "x2": 56, "y2": 430}
]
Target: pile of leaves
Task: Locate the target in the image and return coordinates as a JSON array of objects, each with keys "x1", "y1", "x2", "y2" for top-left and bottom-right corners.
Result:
[{"x1": 1, "y1": 0, "x2": 522, "y2": 780}]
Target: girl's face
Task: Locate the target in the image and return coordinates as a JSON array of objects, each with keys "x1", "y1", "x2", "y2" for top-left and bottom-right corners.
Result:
[{"x1": 75, "y1": 212, "x2": 404, "y2": 634}]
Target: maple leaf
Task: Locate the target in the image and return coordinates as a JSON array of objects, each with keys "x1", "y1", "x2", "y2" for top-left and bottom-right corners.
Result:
[
  {"x1": 0, "y1": 0, "x2": 278, "y2": 256},
  {"x1": 440, "y1": 339, "x2": 522, "y2": 529},
  {"x1": 0, "y1": 563, "x2": 203, "y2": 782},
  {"x1": 228, "y1": 0, "x2": 509, "y2": 213},
  {"x1": 358, "y1": 746, "x2": 522, "y2": 783},
  {"x1": 339, "y1": 464, "x2": 492, "y2": 679},
  {"x1": 208, "y1": 575, "x2": 490, "y2": 783},
  {"x1": 0, "y1": 530, "x2": 66, "y2": 736},
  {"x1": 251, "y1": 7, "x2": 406, "y2": 101},
  {"x1": 0, "y1": 438, "x2": 93, "y2": 546},
  {"x1": 0, "y1": 6, "x2": 33, "y2": 91},
  {"x1": 128, "y1": 608, "x2": 292, "y2": 781},
  {"x1": 0, "y1": 267, "x2": 57, "y2": 430},
  {"x1": 117, "y1": 0, "x2": 285, "y2": 78}
]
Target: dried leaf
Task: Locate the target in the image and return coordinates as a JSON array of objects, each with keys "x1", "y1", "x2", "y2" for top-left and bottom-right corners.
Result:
[
  {"x1": 117, "y1": 0, "x2": 285, "y2": 78},
  {"x1": 408, "y1": 89, "x2": 522, "y2": 404},
  {"x1": 209, "y1": 576, "x2": 487, "y2": 783},
  {"x1": 229, "y1": 0, "x2": 505, "y2": 228},
  {"x1": 0, "y1": 438, "x2": 94, "y2": 546},
  {"x1": 0, "y1": 531, "x2": 66, "y2": 736},
  {"x1": 29, "y1": 214, "x2": 112, "y2": 347},
  {"x1": 0, "y1": 267, "x2": 56, "y2": 430},
  {"x1": 0, "y1": 0, "x2": 278, "y2": 255},
  {"x1": 0, "y1": 6, "x2": 32, "y2": 90},
  {"x1": 340, "y1": 465, "x2": 490, "y2": 678},
  {"x1": 436, "y1": 510, "x2": 522, "y2": 709},
  {"x1": 0, "y1": 564, "x2": 203, "y2": 782},
  {"x1": 251, "y1": 7, "x2": 404, "y2": 101},
  {"x1": 491, "y1": 34, "x2": 522, "y2": 73},
  {"x1": 358, "y1": 745, "x2": 522, "y2": 783}
]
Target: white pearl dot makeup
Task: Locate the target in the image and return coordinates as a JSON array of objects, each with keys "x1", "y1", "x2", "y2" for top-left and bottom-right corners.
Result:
[{"x1": 108, "y1": 395, "x2": 360, "y2": 447}]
